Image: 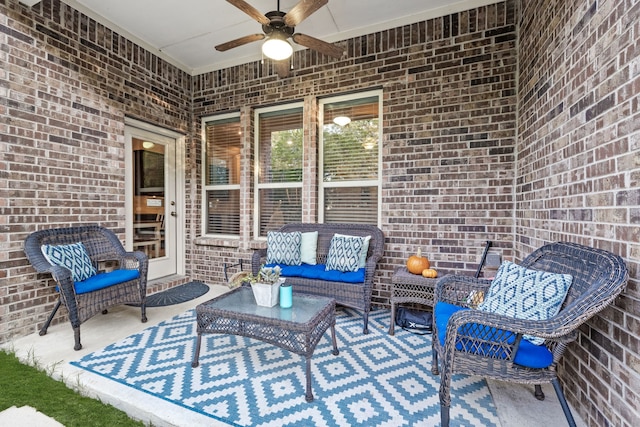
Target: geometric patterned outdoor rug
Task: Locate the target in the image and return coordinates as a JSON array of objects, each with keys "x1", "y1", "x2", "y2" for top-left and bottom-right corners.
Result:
[{"x1": 70, "y1": 307, "x2": 498, "y2": 426}]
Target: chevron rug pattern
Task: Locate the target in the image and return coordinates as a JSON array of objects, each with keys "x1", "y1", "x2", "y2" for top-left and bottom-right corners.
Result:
[{"x1": 71, "y1": 307, "x2": 498, "y2": 426}]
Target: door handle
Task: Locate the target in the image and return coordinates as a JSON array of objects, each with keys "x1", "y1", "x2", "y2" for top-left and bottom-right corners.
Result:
[{"x1": 170, "y1": 212, "x2": 177, "y2": 217}]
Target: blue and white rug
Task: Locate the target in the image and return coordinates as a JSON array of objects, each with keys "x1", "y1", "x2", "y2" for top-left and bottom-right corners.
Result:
[{"x1": 71, "y1": 307, "x2": 498, "y2": 426}]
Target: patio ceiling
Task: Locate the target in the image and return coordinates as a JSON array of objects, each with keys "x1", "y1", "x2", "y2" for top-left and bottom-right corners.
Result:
[{"x1": 22, "y1": 0, "x2": 498, "y2": 75}]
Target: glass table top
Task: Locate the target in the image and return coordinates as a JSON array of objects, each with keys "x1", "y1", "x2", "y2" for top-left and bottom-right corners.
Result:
[{"x1": 200, "y1": 287, "x2": 333, "y2": 324}]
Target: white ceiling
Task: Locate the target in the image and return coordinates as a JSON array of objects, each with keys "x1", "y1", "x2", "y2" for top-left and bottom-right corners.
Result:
[{"x1": 25, "y1": 0, "x2": 498, "y2": 75}]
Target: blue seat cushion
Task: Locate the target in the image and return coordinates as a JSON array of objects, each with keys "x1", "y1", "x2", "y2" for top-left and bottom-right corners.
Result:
[
  {"x1": 434, "y1": 302, "x2": 554, "y2": 369},
  {"x1": 265, "y1": 263, "x2": 365, "y2": 283},
  {"x1": 74, "y1": 269, "x2": 140, "y2": 294}
]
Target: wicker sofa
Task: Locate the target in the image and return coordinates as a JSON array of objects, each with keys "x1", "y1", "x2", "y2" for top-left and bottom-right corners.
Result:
[
  {"x1": 252, "y1": 223, "x2": 384, "y2": 333},
  {"x1": 24, "y1": 225, "x2": 148, "y2": 350}
]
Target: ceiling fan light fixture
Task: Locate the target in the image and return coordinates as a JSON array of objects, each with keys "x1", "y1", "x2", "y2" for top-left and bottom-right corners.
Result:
[
  {"x1": 262, "y1": 34, "x2": 293, "y2": 60},
  {"x1": 333, "y1": 116, "x2": 351, "y2": 126}
]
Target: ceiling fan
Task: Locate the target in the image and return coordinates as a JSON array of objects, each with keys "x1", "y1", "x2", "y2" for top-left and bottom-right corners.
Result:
[{"x1": 216, "y1": 0, "x2": 343, "y2": 77}]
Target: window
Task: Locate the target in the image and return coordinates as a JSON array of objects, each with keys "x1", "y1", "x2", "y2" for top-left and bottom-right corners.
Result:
[
  {"x1": 202, "y1": 113, "x2": 241, "y2": 236},
  {"x1": 320, "y1": 91, "x2": 382, "y2": 225},
  {"x1": 255, "y1": 104, "x2": 304, "y2": 237}
]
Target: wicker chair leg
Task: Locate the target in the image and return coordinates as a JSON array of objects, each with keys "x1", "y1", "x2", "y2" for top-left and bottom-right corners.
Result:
[
  {"x1": 440, "y1": 405, "x2": 450, "y2": 427},
  {"x1": 39, "y1": 299, "x2": 61, "y2": 336},
  {"x1": 552, "y1": 378, "x2": 577, "y2": 427},
  {"x1": 431, "y1": 346, "x2": 440, "y2": 375},
  {"x1": 534, "y1": 384, "x2": 545, "y2": 400},
  {"x1": 73, "y1": 327, "x2": 82, "y2": 351},
  {"x1": 362, "y1": 312, "x2": 369, "y2": 334},
  {"x1": 141, "y1": 304, "x2": 147, "y2": 323}
]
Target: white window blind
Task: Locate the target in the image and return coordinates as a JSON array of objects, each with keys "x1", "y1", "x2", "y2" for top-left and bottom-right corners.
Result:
[
  {"x1": 255, "y1": 105, "x2": 303, "y2": 237},
  {"x1": 203, "y1": 115, "x2": 241, "y2": 236},
  {"x1": 320, "y1": 92, "x2": 381, "y2": 225}
]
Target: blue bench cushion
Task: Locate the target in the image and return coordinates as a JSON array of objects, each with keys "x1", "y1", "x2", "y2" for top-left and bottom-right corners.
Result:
[
  {"x1": 74, "y1": 269, "x2": 140, "y2": 294},
  {"x1": 265, "y1": 263, "x2": 365, "y2": 283},
  {"x1": 435, "y1": 302, "x2": 554, "y2": 369}
]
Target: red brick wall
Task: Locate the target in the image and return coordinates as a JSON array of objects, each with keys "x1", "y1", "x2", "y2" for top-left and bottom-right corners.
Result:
[{"x1": 517, "y1": 1, "x2": 640, "y2": 425}]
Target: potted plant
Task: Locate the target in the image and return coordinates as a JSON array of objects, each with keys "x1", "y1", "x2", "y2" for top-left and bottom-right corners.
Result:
[{"x1": 247, "y1": 265, "x2": 284, "y2": 307}]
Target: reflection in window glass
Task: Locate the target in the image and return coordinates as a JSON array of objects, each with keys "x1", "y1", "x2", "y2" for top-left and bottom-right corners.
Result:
[
  {"x1": 321, "y1": 93, "x2": 381, "y2": 225},
  {"x1": 256, "y1": 105, "x2": 303, "y2": 237}
]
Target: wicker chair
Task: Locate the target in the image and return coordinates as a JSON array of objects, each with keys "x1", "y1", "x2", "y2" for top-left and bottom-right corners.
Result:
[
  {"x1": 431, "y1": 242, "x2": 628, "y2": 427},
  {"x1": 24, "y1": 225, "x2": 148, "y2": 350}
]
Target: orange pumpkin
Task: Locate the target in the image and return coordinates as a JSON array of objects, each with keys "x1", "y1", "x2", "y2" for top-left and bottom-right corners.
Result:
[
  {"x1": 422, "y1": 268, "x2": 438, "y2": 278},
  {"x1": 407, "y1": 248, "x2": 430, "y2": 274}
]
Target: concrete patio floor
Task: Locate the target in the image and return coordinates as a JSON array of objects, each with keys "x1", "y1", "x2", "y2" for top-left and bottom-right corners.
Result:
[{"x1": 2, "y1": 282, "x2": 586, "y2": 427}]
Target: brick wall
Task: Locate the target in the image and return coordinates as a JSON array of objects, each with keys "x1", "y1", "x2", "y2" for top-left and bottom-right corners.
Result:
[
  {"x1": 0, "y1": 0, "x2": 190, "y2": 340},
  {"x1": 2, "y1": 0, "x2": 637, "y2": 424},
  {"x1": 517, "y1": 0, "x2": 640, "y2": 425},
  {"x1": 191, "y1": 2, "x2": 519, "y2": 308}
]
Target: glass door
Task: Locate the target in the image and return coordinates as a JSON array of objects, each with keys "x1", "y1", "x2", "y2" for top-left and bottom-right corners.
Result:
[{"x1": 125, "y1": 123, "x2": 182, "y2": 280}]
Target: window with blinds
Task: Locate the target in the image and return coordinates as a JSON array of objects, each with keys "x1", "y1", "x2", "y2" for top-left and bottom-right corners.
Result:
[
  {"x1": 203, "y1": 114, "x2": 241, "y2": 236},
  {"x1": 255, "y1": 104, "x2": 304, "y2": 237},
  {"x1": 320, "y1": 91, "x2": 381, "y2": 225}
]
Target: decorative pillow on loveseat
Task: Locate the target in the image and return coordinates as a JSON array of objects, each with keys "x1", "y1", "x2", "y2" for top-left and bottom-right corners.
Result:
[
  {"x1": 334, "y1": 233, "x2": 371, "y2": 268},
  {"x1": 477, "y1": 261, "x2": 573, "y2": 344},
  {"x1": 41, "y1": 242, "x2": 97, "y2": 282},
  {"x1": 266, "y1": 231, "x2": 302, "y2": 265},
  {"x1": 325, "y1": 234, "x2": 364, "y2": 272}
]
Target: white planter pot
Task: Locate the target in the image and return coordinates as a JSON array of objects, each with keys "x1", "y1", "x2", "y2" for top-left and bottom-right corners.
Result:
[{"x1": 251, "y1": 278, "x2": 284, "y2": 307}]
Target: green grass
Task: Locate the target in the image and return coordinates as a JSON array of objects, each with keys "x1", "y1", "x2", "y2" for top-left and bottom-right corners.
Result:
[{"x1": 0, "y1": 350, "x2": 145, "y2": 427}]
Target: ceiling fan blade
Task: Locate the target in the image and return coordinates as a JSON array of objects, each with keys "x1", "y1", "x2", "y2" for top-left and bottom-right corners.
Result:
[
  {"x1": 292, "y1": 33, "x2": 342, "y2": 58},
  {"x1": 215, "y1": 34, "x2": 265, "y2": 52},
  {"x1": 284, "y1": 0, "x2": 328, "y2": 27},
  {"x1": 275, "y1": 60, "x2": 290, "y2": 78},
  {"x1": 226, "y1": 0, "x2": 271, "y2": 25}
]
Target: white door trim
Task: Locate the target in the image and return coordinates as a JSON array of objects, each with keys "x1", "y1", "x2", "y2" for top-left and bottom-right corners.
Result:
[{"x1": 124, "y1": 117, "x2": 186, "y2": 279}]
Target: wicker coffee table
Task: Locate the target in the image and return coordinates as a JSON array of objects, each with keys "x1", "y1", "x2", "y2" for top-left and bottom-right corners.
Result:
[{"x1": 191, "y1": 286, "x2": 339, "y2": 402}]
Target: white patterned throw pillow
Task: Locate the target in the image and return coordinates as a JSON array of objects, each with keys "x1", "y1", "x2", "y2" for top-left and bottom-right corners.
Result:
[
  {"x1": 325, "y1": 235, "x2": 364, "y2": 273},
  {"x1": 41, "y1": 242, "x2": 97, "y2": 282},
  {"x1": 266, "y1": 231, "x2": 302, "y2": 265},
  {"x1": 478, "y1": 261, "x2": 573, "y2": 345},
  {"x1": 334, "y1": 233, "x2": 371, "y2": 268}
]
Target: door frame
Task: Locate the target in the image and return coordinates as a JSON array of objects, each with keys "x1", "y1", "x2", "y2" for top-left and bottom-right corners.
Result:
[{"x1": 124, "y1": 117, "x2": 186, "y2": 280}]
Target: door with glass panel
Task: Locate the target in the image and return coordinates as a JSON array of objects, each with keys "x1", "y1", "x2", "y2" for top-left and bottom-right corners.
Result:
[{"x1": 125, "y1": 124, "x2": 181, "y2": 280}]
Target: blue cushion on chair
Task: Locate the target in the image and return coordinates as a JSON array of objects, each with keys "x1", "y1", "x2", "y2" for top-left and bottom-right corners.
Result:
[
  {"x1": 434, "y1": 302, "x2": 554, "y2": 369},
  {"x1": 74, "y1": 269, "x2": 140, "y2": 294}
]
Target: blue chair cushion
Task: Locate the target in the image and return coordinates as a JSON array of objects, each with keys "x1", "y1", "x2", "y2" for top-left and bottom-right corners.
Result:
[
  {"x1": 435, "y1": 302, "x2": 554, "y2": 369},
  {"x1": 265, "y1": 263, "x2": 365, "y2": 283},
  {"x1": 74, "y1": 269, "x2": 140, "y2": 294}
]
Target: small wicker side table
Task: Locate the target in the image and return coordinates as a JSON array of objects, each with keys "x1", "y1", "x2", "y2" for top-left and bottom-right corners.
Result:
[{"x1": 388, "y1": 267, "x2": 438, "y2": 335}]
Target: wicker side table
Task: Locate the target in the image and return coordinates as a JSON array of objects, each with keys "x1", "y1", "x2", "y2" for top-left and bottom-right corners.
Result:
[{"x1": 388, "y1": 267, "x2": 437, "y2": 335}]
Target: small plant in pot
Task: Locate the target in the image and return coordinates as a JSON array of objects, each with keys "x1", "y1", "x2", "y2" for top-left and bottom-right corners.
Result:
[{"x1": 247, "y1": 265, "x2": 284, "y2": 307}]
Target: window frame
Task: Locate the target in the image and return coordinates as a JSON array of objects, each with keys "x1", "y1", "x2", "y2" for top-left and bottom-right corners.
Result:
[
  {"x1": 253, "y1": 102, "x2": 305, "y2": 239},
  {"x1": 318, "y1": 90, "x2": 383, "y2": 227},
  {"x1": 201, "y1": 111, "x2": 242, "y2": 238}
]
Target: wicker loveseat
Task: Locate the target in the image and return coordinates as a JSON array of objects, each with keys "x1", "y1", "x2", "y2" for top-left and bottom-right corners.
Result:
[
  {"x1": 24, "y1": 225, "x2": 148, "y2": 350},
  {"x1": 431, "y1": 242, "x2": 628, "y2": 427},
  {"x1": 252, "y1": 223, "x2": 384, "y2": 333}
]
